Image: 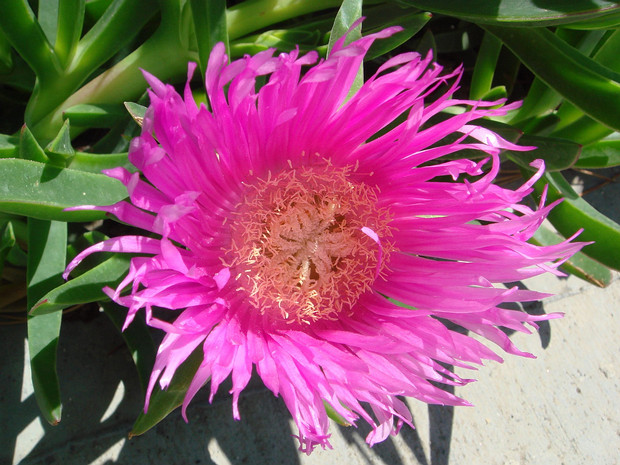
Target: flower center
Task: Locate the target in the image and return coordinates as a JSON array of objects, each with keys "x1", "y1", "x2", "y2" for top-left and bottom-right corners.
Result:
[{"x1": 227, "y1": 163, "x2": 393, "y2": 324}]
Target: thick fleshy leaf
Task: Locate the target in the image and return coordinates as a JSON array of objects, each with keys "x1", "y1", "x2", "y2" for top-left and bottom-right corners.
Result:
[
  {"x1": 575, "y1": 139, "x2": 620, "y2": 169},
  {"x1": 0, "y1": 158, "x2": 127, "y2": 221},
  {"x1": 534, "y1": 171, "x2": 620, "y2": 271},
  {"x1": 45, "y1": 119, "x2": 75, "y2": 167},
  {"x1": 469, "y1": 32, "x2": 502, "y2": 100},
  {"x1": 20, "y1": 125, "x2": 48, "y2": 163},
  {"x1": 30, "y1": 253, "x2": 131, "y2": 315},
  {"x1": 327, "y1": 0, "x2": 362, "y2": 96},
  {"x1": 27, "y1": 219, "x2": 67, "y2": 425},
  {"x1": 399, "y1": 0, "x2": 620, "y2": 26},
  {"x1": 101, "y1": 301, "x2": 156, "y2": 392},
  {"x1": 70, "y1": 0, "x2": 156, "y2": 82},
  {"x1": 0, "y1": 133, "x2": 18, "y2": 158},
  {"x1": 63, "y1": 103, "x2": 127, "y2": 127},
  {"x1": 0, "y1": 0, "x2": 61, "y2": 83},
  {"x1": 484, "y1": 25, "x2": 620, "y2": 132},
  {"x1": 365, "y1": 10, "x2": 431, "y2": 61},
  {"x1": 68, "y1": 151, "x2": 133, "y2": 173},
  {"x1": 124, "y1": 102, "x2": 146, "y2": 127},
  {"x1": 531, "y1": 226, "x2": 612, "y2": 288},
  {"x1": 190, "y1": 0, "x2": 228, "y2": 79},
  {"x1": 507, "y1": 135, "x2": 581, "y2": 172},
  {"x1": 0, "y1": 220, "x2": 16, "y2": 277},
  {"x1": 129, "y1": 346, "x2": 204, "y2": 436},
  {"x1": 324, "y1": 400, "x2": 351, "y2": 427},
  {"x1": 0, "y1": 27, "x2": 13, "y2": 73},
  {"x1": 55, "y1": 0, "x2": 86, "y2": 67}
]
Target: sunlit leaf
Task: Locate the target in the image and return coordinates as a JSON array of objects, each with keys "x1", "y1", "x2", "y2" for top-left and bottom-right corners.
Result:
[
  {"x1": 31, "y1": 253, "x2": 131, "y2": 315},
  {"x1": 0, "y1": 158, "x2": 127, "y2": 221},
  {"x1": 533, "y1": 171, "x2": 620, "y2": 271},
  {"x1": 484, "y1": 25, "x2": 620, "y2": 132},
  {"x1": 575, "y1": 139, "x2": 620, "y2": 169},
  {"x1": 63, "y1": 103, "x2": 126, "y2": 127},
  {"x1": 531, "y1": 226, "x2": 612, "y2": 288},
  {"x1": 399, "y1": 0, "x2": 620, "y2": 26},
  {"x1": 27, "y1": 219, "x2": 67, "y2": 425}
]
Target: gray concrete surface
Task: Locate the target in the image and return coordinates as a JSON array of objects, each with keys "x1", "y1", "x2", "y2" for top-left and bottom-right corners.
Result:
[{"x1": 2, "y1": 270, "x2": 619, "y2": 465}]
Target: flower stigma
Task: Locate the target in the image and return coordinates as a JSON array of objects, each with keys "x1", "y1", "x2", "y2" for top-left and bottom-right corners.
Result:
[{"x1": 227, "y1": 162, "x2": 394, "y2": 324}]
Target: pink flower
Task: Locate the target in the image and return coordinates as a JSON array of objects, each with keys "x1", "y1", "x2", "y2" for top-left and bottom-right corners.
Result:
[{"x1": 65, "y1": 27, "x2": 583, "y2": 453}]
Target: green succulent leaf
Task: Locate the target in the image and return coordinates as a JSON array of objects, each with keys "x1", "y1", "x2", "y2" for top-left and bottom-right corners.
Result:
[
  {"x1": 124, "y1": 102, "x2": 146, "y2": 127},
  {"x1": 398, "y1": 0, "x2": 620, "y2": 26},
  {"x1": 507, "y1": 135, "x2": 581, "y2": 172},
  {"x1": 45, "y1": 120, "x2": 75, "y2": 167},
  {"x1": 130, "y1": 346, "x2": 204, "y2": 436},
  {"x1": 68, "y1": 152, "x2": 133, "y2": 173},
  {"x1": 20, "y1": 125, "x2": 48, "y2": 163},
  {"x1": 531, "y1": 226, "x2": 612, "y2": 288},
  {"x1": 534, "y1": 171, "x2": 620, "y2": 271},
  {"x1": 328, "y1": 0, "x2": 362, "y2": 97},
  {"x1": 27, "y1": 219, "x2": 67, "y2": 425},
  {"x1": 0, "y1": 134, "x2": 19, "y2": 158},
  {"x1": 0, "y1": 158, "x2": 127, "y2": 221},
  {"x1": 365, "y1": 11, "x2": 432, "y2": 61},
  {"x1": 0, "y1": 0, "x2": 61, "y2": 83},
  {"x1": 574, "y1": 139, "x2": 620, "y2": 169},
  {"x1": 63, "y1": 103, "x2": 127, "y2": 128},
  {"x1": 190, "y1": 0, "x2": 228, "y2": 79},
  {"x1": 484, "y1": 25, "x2": 620, "y2": 133},
  {"x1": 30, "y1": 253, "x2": 131, "y2": 315}
]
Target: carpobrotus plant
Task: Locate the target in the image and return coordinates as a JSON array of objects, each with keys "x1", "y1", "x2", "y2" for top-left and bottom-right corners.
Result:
[{"x1": 65, "y1": 27, "x2": 583, "y2": 452}]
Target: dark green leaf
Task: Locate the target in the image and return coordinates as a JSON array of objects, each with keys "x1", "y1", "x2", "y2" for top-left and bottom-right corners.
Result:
[
  {"x1": 531, "y1": 226, "x2": 612, "y2": 288},
  {"x1": 130, "y1": 346, "x2": 204, "y2": 436},
  {"x1": 484, "y1": 25, "x2": 620, "y2": 132},
  {"x1": 27, "y1": 219, "x2": 67, "y2": 425},
  {"x1": 365, "y1": 11, "x2": 431, "y2": 61},
  {"x1": 0, "y1": 158, "x2": 127, "y2": 221},
  {"x1": 0, "y1": 220, "x2": 16, "y2": 277},
  {"x1": 575, "y1": 139, "x2": 620, "y2": 169},
  {"x1": 101, "y1": 301, "x2": 156, "y2": 393},
  {"x1": 190, "y1": 0, "x2": 228, "y2": 80},
  {"x1": 470, "y1": 32, "x2": 502, "y2": 100},
  {"x1": 0, "y1": 0, "x2": 62, "y2": 83},
  {"x1": 533, "y1": 171, "x2": 620, "y2": 271},
  {"x1": 507, "y1": 135, "x2": 581, "y2": 172},
  {"x1": 31, "y1": 253, "x2": 131, "y2": 315},
  {"x1": 63, "y1": 103, "x2": 126, "y2": 127},
  {"x1": 0, "y1": 28, "x2": 13, "y2": 73},
  {"x1": 399, "y1": 0, "x2": 620, "y2": 26}
]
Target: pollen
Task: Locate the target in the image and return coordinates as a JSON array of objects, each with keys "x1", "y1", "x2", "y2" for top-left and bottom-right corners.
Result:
[{"x1": 227, "y1": 162, "x2": 393, "y2": 324}]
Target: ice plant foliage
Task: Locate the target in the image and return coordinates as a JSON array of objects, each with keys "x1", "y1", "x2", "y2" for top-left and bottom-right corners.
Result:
[{"x1": 65, "y1": 27, "x2": 583, "y2": 453}]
